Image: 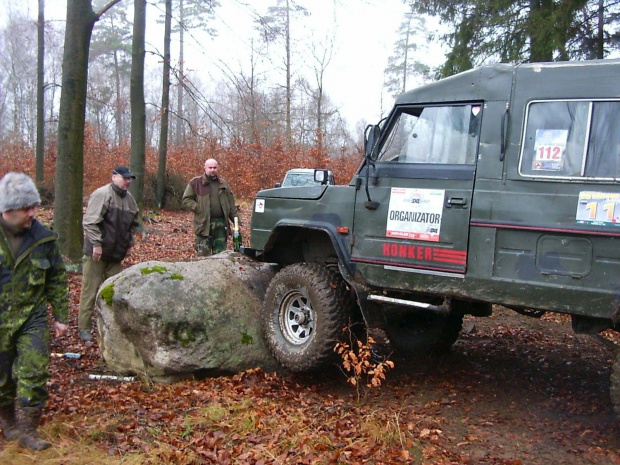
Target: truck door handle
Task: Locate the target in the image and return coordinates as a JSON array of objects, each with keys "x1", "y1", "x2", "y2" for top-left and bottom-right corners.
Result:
[{"x1": 446, "y1": 197, "x2": 467, "y2": 208}]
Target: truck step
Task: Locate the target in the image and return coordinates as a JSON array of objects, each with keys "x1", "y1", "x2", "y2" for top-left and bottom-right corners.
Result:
[{"x1": 368, "y1": 294, "x2": 449, "y2": 313}]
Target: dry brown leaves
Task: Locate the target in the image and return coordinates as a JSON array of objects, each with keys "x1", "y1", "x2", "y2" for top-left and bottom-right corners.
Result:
[{"x1": 30, "y1": 207, "x2": 448, "y2": 464}]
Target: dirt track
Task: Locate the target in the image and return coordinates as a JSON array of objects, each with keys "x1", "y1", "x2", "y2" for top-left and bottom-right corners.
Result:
[{"x1": 375, "y1": 306, "x2": 620, "y2": 464}]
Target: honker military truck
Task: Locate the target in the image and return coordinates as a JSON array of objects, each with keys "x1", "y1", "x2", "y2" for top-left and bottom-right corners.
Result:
[{"x1": 242, "y1": 59, "x2": 620, "y2": 412}]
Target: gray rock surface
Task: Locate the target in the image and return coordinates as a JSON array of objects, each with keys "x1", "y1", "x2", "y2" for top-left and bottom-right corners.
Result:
[{"x1": 95, "y1": 251, "x2": 279, "y2": 382}]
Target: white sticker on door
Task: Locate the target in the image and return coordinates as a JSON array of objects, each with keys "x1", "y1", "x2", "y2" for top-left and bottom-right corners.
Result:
[
  {"x1": 255, "y1": 198, "x2": 265, "y2": 213},
  {"x1": 386, "y1": 188, "x2": 445, "y2": 242}
]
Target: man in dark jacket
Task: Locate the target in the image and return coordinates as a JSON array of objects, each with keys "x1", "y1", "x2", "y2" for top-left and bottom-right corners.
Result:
[
  {"x1": 0, "y1": 172, "x2": 69, "y2": 451},
  {"x1": 182, "y1": 159, "x2": 237, "y2": 256},
  {"x1": 78, "y1": 166, "x2": 139, "y2": 342}
]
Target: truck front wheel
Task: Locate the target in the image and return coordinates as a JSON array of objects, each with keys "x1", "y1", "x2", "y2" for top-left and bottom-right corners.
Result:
[
  {"x1": 263, "y1": 263, "x2": 350, "y2": 372},
  {"x1": 386, "y1": 311, "x2": 463, "y2": 354}
]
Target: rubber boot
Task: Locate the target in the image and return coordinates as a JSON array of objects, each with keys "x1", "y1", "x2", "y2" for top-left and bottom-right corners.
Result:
[
  {"x1": 0, "y1": 402, "x2": 20, "y2": 440},
  {"x1": 16, "y1": 407, "x2": 50, "y2": 451}
]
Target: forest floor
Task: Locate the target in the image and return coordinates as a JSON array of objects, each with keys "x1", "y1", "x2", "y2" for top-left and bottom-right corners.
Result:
[{"x1": 1, "y1": 207, "x2": 620, "y2": 464}]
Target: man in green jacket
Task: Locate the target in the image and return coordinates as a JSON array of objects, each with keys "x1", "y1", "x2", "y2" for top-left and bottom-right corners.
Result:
[
  {"x1": 182, "y1": 159, "x2": 237, "y2": 256},
  {"x1": 0, "y1": 172, "x2": 69, "y2": 451}
]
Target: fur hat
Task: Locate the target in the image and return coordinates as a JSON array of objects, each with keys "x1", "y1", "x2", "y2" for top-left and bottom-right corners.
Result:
[{"x1": 0, "y1": 172, "x2": 41, "y2": 213}]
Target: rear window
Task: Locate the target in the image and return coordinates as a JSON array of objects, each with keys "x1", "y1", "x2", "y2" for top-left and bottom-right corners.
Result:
[{"x1": 519, "y1": 100, "x2": 620, "y2": 180}]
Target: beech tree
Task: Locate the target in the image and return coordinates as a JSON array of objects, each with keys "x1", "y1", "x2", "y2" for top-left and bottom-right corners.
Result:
[
  {"x1": 150, "y1": 0, "x2": 218, "y2": 203},
  {"x1": 54, "y1": 0, "x2": 123, "y2": 260},
  {"x1": 36, "y1": 0, "x2": 45, "y2": 184},
  {"x1": 156, "y1": 0, "x2": 172, "y2": 208},
  {"x1": 128, "y1": 0, "x2": 146, "y2": 213}
]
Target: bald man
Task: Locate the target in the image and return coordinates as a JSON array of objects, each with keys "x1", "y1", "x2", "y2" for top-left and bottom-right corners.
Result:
[{"x1": 182, "y1": 159, "x2": 237, "y2": 256}]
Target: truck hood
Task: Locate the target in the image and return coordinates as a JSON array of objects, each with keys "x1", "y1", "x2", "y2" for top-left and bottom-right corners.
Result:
[{"x1": 257, "y1": 185, "x2": 328, "y2": 200}]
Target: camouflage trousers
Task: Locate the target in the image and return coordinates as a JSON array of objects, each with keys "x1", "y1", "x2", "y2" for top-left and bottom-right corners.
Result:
[
  {"x1": 195, "y1": 217, "x2": 228, "y2": 257},
  {"x1": 0, "y1": 308, "x2": 50, "y2": 409}
]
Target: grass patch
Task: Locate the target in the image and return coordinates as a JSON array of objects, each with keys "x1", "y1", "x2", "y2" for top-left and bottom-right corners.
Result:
[
  {"x1": 0, "y1": 390, "x2": 423, "y2": 464},
  {"x1": 196, "y1": 404, "x2": 229, "y2": 424},
  {"x1": 0, "y1": 430, "x2": 148, "y2": 465}
]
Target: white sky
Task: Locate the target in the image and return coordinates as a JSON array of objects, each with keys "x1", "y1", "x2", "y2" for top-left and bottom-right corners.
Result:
[{"x1": 2, "y1": 0, "x2": 446, "y2": 130}]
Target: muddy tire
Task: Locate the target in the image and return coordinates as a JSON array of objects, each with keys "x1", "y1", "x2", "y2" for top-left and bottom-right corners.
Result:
[
  {"x1": 610, "y1": 351, "x2": 620, "y2": 415},
  {"x1": 262, "y1": 263, "x2": 351, "y2": 372},
  {"x1": 386, "y1": 311, "x2": 463, "y2": 354}
]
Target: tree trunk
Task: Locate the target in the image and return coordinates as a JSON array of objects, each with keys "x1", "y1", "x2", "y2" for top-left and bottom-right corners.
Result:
[
  {"x1": 129, "y1": 0, "x2": 146, "y2": 215},
  {"x1": 156, "y1": 0, "x2": 172, "y2": 209},
  {"x1": 249, "y1": 42, "x2": 258, "y2": 143},
  {"x1": 175, "y1": 0, "x2": 185, "y2": 145},
  {"x1": 285, "y1": 0, "x2": 292, "y2": 145},
  {"x1": 54, "y1": 0, "x2": 98, "y2": 260},
  {"x1": 54, "y1": 0, "x2": 122, "y2": 260},
  {"x1": 316, "y1": 83, "x2": 323, "y2": 151},
  {"x1": 597, "y1": 0, "x2": 604, "y2": 59},
  {"x1": 113, "y1": 48, "x2": 124, "y2": 144},
  {"x1": 402, "y1": 16, "x2": 412, "y2": 94},
  {"x1": 36, "y1": 0, "x2": 45, "y2": 185}
]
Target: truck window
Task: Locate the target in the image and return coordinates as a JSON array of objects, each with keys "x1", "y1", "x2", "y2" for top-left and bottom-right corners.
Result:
[
  {"x1": 586, "y1": 102, "x2": 620, "y2": 178},
  {"x1": 519, "y1": 100, "x2": 620, "y2": 180},
  {"x1": 378, "y1": 104, "x2": 481, "y2": 165},
  {"x1": 282, "y1": 172, "x2": 316, "y2": 187}
]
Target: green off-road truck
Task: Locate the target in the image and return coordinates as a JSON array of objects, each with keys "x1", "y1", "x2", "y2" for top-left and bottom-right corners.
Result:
[{"x1": 243, "y1": 59, "x2": 620, "y2": 411}]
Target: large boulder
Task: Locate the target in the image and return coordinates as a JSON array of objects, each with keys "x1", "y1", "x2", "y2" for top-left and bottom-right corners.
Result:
[{"x1": 95, "y1": 251, "x2": 279, "y2": 382}]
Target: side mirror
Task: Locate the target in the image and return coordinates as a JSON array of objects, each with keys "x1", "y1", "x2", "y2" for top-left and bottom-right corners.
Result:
[
  {"x1": 275, "y1": 183, "x2": 281, "y2": 188},
  {"x1": 314, "y1": 169, "x2": 329, "y2": 185},
  {"x1": 364, "y1": 124, "x2": 381, "y2": 160}
]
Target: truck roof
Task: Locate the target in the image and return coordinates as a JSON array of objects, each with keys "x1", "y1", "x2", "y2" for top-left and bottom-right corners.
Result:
[{"x1": 395, "y1": 59, "x2": 620, "y2": 106}]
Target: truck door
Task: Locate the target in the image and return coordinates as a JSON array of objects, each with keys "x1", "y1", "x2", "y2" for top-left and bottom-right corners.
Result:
[{"x1": 351, "y1": 103, "x2": 482, "y2": 288}]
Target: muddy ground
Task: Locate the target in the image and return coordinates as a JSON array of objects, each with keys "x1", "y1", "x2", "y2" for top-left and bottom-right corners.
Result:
[{"x1": 373, "y1": 306, "x2": 620, "y2": 464}]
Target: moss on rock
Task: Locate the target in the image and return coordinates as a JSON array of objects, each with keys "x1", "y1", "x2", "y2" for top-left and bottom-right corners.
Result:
[
  {"x1": 99, "y1": 283, "x2": 115, "y2": 306},
  {"x1": 140, "y1": 265, "x2": 168, "y2": 275}
]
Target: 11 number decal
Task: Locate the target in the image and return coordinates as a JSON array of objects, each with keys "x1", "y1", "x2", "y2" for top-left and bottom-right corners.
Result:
[{"x1": 584, "y1": 202, "x2": 616, "y2": 221}]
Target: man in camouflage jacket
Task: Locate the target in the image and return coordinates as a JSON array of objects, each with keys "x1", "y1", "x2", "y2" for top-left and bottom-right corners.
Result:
[{"x1": 0, "y1": 172, "x2": 69, "y2": 451}]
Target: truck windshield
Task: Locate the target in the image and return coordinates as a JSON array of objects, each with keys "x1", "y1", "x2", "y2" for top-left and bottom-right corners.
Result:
[
  {"x1": 377, "y1": 104, "x2": 481, "y2": 164},
  {"x1": 282, "y1": 173, "x2": 316, "y2": 187}
]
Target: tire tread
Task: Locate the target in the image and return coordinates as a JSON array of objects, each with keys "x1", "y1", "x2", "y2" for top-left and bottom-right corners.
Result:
[{"x1": 263, "y1": 263, "x2": 351, "y2": 372}]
